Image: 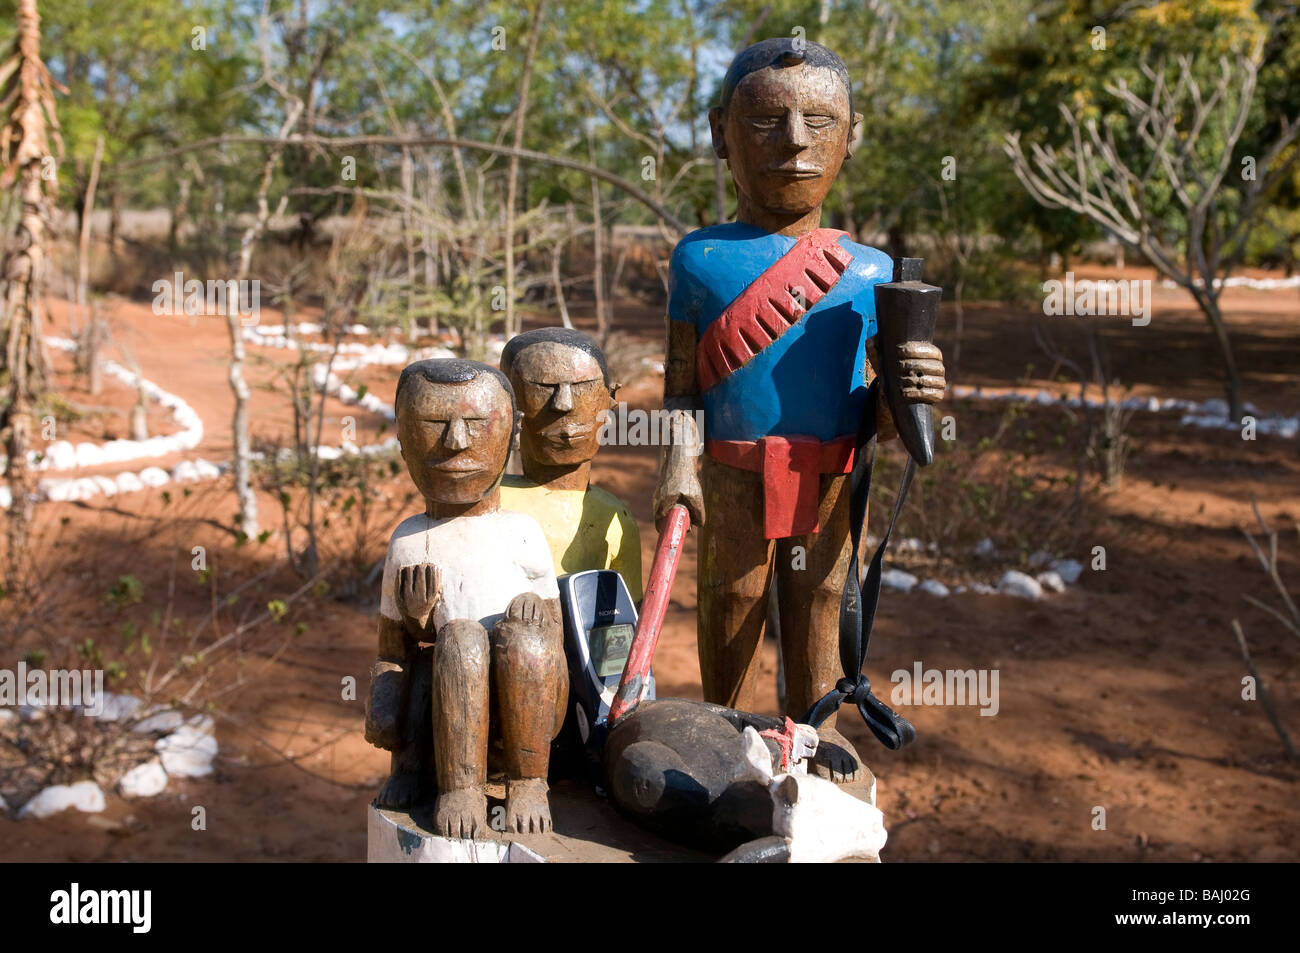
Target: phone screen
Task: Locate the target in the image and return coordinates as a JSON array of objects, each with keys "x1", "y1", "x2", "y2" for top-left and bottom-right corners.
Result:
[{"x1": 588, "y1": 623, "x2": 634, "y2": 679}]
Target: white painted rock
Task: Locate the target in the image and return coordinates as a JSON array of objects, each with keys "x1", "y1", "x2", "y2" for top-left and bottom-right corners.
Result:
[
  {"x1": 0, "y1": 707, "x2": 14, "y2": 724},
  {"x1": 43, "y1": 441, "x2": 78, "y2": 470},
  {"x1": 193, "y1": 459, "x2": 223, "y2": 479},
  {"x1": 918, "y1": 579, "x2": 950, "y2": 598},
  {"x1": 998, "y1": 570, "x2": 1044, "y2": 600},
  {"x1": 0, "y1": 792, "x2": 8, "y2": 813},
  {"x1": 1027, "y1": 550, "x2": 1052, "y2": 569},
  {"x1": 119, "y1": 759, "x2": 168, "y2": 798},
  {"x1": 138, "y1": 467, "x2": 170, "y2": 488},
  {"x1": 132, "y1": 709, "x2": 185, "y2": 734},
  {"x1": 171, "y1": 460, "x2": 201, "y2": 483},
  {"x1": 971, "y1": 583, "x2": 998, "y2": 595},
  {"x1": 1050, "y1": 558, "x2": 1084, "y2": 584},
  {"x1": 87, "y1": 692, "x2": 142, "y2": 722},
  {"x1": 156, "y1": 725, "x2": 218, "y2": 777},
  {"x1": 185, "y1": 714, "x2": 216, "y2": 736},
  {"x1": 974, "y1": 537, "x2": 997, "y2": 559},
  {"x1": 882, "y1": 569, "x2": 918, "y2": 592},
  {"x1": 17, "y1": 781, "x2": 106, "y2": 819},
  {"x1": 115, "y1": 472, "x2": 145, "y2": 494},
  {"x1": 1036, "y1": 571, "x2": 1067, "y2": 594}
]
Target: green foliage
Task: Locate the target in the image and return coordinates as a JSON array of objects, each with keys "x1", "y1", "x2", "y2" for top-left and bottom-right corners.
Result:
[{"x1": 104, "y1": 574, "x2": 143, "y2": 610}]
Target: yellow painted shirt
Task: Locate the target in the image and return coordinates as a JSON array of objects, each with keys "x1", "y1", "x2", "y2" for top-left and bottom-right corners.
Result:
[{"x1": 500, "y1": 476, "x2": 643, "y2": 601}]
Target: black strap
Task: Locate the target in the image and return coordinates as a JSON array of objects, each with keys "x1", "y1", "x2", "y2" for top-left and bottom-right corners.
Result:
[{"x1": 803, "y1": 378, "x2": 918, "y2": 750}]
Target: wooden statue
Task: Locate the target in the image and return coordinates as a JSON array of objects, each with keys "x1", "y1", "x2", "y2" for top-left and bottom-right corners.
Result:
[
  {"x1": 653, "y1": 38, "x2": 946, "y2": 781},
  {"x1": 499, "y1": 327, "x2": 642, "y2": 600},
  {"x1": 364, "y1": 359, "x2": 568, "y2": 836}
]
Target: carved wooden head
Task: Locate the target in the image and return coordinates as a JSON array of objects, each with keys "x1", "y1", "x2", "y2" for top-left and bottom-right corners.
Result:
[
  {"x1": 708, "y1": 38, "x2": 863, "y2": 221},
  {"x1": 395, "y1": 359, "x2": 516, "y2": 506},
  {"x1": 500, "y1": 328, "x2": 613, "y2": 470}
]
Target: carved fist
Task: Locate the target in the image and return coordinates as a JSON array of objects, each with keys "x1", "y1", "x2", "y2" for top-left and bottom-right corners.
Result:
[
  {"x1": 397, "y1": 563, "x2": 443, "y2": 635},
  {"x1": 895, "y1": 341, "x2": 945, "y2": 404},
  {"x1": 652, "y1": 408, "x2": 706, "y2": 528}
]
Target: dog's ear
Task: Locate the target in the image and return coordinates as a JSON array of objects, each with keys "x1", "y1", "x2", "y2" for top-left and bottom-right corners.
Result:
[{"x1": 774, "y1": 774, "x2": 799, "y2": 808}]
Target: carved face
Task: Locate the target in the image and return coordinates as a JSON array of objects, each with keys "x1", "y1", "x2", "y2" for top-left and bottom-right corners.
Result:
[
  {"x1": 509, "y1": 341, "x2": 610, "y2": 468},
  {"x1": 396, "y1": 372, "x2": 514, "y2": 506},
  {"x1": 711, "y1": 63, "x2": 859, "y2": 218}
]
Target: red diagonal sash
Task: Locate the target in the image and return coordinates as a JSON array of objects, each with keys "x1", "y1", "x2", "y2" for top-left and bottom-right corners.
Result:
[{"x1": 696, "y1": 228, "x2": 852, "y2": 391}]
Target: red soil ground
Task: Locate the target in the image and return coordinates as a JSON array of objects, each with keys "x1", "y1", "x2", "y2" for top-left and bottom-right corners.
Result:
[{"x1": 1, "y1": 265, "x2": 1297, "y2": 862}]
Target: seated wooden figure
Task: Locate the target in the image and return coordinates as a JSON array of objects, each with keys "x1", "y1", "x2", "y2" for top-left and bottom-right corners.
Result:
[
  {"x1": 498, "y1": 327, "x2": 642, "y2": 600},
  {"x1": 364, "y1": 359, "x2": 568, "y2": 837}
]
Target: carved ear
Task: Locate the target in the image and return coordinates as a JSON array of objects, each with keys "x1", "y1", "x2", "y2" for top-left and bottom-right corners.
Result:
[
  {"x1": 740, "y1": 727, "x2": 774, "y2": 782},
  {"x1": 708, "y1": 107, "x2": 728, "y2": 159},
  {"x1": 774, "y1": 774, "x2": 799, "y2": 807},
  {"x1": 847, "y1": 111, "x2": 864, "y2": 158}
]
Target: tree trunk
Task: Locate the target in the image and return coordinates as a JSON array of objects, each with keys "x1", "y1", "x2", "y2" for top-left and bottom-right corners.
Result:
[
  {"x1": 589, "y1": 129, "x2": 607, "y2": 342},
  {"x1": 1196, "y1": 289, "x2": 1244, "y2": 420},
  {"x1": 503, "y1": 0, "x2": 547, "y2": 339},
  {"x1": 1, "y1": 0, "x2": 56, "y2": 589}
]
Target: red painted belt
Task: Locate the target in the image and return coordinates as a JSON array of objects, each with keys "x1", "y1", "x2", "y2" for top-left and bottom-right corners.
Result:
[
  {"x1": 696, "y1": 228, "x2": 853, "y2": 392},
  {"x1": 706, "y1": 434, "x2": 855, "y2": 539}
]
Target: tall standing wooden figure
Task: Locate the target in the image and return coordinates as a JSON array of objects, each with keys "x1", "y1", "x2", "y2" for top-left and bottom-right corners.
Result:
[
  {"x1": 365, "y1": 359, "x2": 568, "y2": 837},
  {"x1": 654, "y1": 39, "x2": 947, "y2": 781}
]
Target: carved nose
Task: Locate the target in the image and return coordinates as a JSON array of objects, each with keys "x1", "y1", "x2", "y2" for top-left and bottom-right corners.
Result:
[
  {"x1": 551, "y1": 382, "x2": 573, "y2": 412},
  {"x1": 785, "y1": 112, "x2": 810, "y2": 148},
  {"x1": 443, "y1": 417, "x2": 470, "y2": 450}
]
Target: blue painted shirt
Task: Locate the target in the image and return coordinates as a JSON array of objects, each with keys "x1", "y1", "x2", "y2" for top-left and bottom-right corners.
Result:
[{"x1": 668, "y1": 222, "x2": 892, "y2": 443}]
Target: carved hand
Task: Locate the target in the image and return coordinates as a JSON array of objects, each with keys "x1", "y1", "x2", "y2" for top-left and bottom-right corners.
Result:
[
  {"x1": 364, "y1": 659, "x2": 405, "y2": 751},
  {"x1": 504, "y1": 591, "x2": 548, "y2": 627},
  {"x1": 397, "y1": 563, "x2": 443, "y2": 637},
  {"x1": 652, "y1": 407, "x2": 706, "y2": 528},
  {"x1": 895, "y1": 341, "x2": 946, "y2": 403}
]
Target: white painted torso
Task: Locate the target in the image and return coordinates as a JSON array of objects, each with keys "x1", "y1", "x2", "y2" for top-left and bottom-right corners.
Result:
[{"x1": 379, "y1": 509, "x2": 559, "y2": 631}]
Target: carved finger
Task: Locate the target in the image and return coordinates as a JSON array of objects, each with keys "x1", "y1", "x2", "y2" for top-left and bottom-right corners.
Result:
[
  {"x1": 897, "y1": 341, "x2": 943, "y2": 361},
  {"x1": 901, "y1": 379, "x2": 948, "y2": 401},
  {"x1": 429, "y1": 565, "x2": 444, "y2": 611},
  {"x1": 898, "y1": 358, "x2": 946, "y2": 376}
]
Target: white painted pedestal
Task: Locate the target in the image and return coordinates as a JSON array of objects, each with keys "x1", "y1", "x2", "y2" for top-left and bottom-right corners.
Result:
[{"x1": 367, "y1": 803, "x2": 546, "y2": 863}]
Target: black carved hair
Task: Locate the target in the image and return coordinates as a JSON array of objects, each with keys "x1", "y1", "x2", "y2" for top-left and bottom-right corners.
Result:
[
  {"x1": 396, "y1": 358, "x2": 517, "y2": 418},
  {"x1": 499, "y1": 327, "x2": 612, "y2": 388},
  {"x1": 718, "y1": 37, "x2": 854, "y2": 115}
]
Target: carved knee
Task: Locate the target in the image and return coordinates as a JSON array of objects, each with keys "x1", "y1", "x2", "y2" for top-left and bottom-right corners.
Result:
[{"x1": 434, "y1": 619, "x2": 489, "y2": 675}]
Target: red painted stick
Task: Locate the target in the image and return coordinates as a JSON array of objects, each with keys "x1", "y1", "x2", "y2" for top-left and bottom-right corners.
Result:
[{"x1": 608, "y1": 504, "x2": 690, "y2": 723}]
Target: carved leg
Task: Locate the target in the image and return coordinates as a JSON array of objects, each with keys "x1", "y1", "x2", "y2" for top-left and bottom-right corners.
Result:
[
  {"x1": 778, "y1": 471, "x2": 865, "y2": 783},
  {"x1": 491, "y1": 594, "x2": 567, "y2": 833},
  {"x1": 431, "y1": 619, "x2": 490, "y2": 838},
  {"x1": 697, "y1": 457, "x2": 775, "y2": 711}
]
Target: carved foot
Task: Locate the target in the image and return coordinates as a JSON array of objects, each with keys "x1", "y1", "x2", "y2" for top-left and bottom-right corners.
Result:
[
  {"x1": 811, "y1": 725, "x2": 864, "y2": 784},
  {"x1": 434, "y1": 786, "x2": 488, "y2": 839},
  {"x1": 375, "y1": 769, "x2": 425, "y2": 810},
  {"x1": 505, "y1": 777, "x2": 553, "y2": 834}
]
